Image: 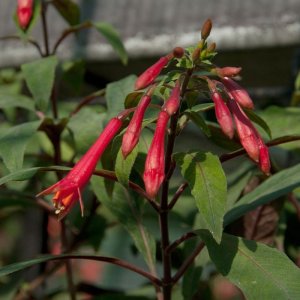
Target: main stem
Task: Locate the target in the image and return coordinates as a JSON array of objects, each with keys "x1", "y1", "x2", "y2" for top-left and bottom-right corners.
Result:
[{"x1": 159, "y1": 69, "x2": 193, "y2": 299}]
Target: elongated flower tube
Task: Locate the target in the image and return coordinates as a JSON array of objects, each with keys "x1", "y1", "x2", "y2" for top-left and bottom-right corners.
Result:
[
  {"x1": 222, "y1": 77, "x2": 254, "y2": 109},
  {"x1": 228, "y1": 99, "x2": 260, "y2": 162},
  {"x1": 17, "y1": 0, "x2": 33, "y2": 29},
  {"x1": 122, "y1": 86, "x2": 155, "y2": 158},
  {"x1": 257, "y1": 138, "x2": 271, "y2": 175},
  {"x1": 215, "y1": 67, "x2": 242, "y2": 78},
  {"x1": 163, "y1": 80, "x2": 181, "y2": 116},
  {"x1": 37, "y1": 117, "x2": 122, "y2": 219},
  {"x1": 135, "y1": 54, "x2": 172, "y2": 90},
  {"x1": 143, "y1": 111, "x2": 170, "y2": 198},
  {"x1": 211, "y1": 91, "x2": 234, "y2": 139}
]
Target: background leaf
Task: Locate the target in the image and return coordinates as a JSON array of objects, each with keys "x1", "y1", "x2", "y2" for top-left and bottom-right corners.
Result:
[
  {"x1": 93, "y1": 22, "x2": 128, "y2": 65},
  {"x1": 21, "y1": 56, "x2": 58, "y2": 112},
  {"x1": 174, "y1": 151, "x2": 227, "y2": 242},
  {"x1": 199, "y1": 231, "x2": 300, "y2": 300},
  {"x1": 0, "y1": 121, "x2": 41, "y2": 172},
  {"x1": 91, "y1": 177, "x2": 156, "y2": 270},
  {"x1": 0, "y1": 166, "x2": 70, "y2": 186},
  {"x1": 224, "y1": 163, "x2": 300, "y2": 225},
  {"x1": 0, "y1": 94, "x2": 34, "y2": 111},
  {"x1": 106, "y1": 75, "x2": 136, "y2": 119},
  {"x1": 52, "y1": 0, "x2": 80, "y2": 26}
]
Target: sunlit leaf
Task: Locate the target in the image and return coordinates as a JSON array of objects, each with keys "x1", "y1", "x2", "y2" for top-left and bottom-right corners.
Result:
[
  {"x1": 199, "y1": 231, "x2": 300, "y2": 300},
  {"x1": 224, "y1": 163, "x2": 300, "y2": 225},
  {"x1": 174, "y1": 151, "x2": 227, "y2": 242}
]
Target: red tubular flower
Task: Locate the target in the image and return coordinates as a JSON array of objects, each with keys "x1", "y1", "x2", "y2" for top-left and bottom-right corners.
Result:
[
  {"x1": 222, "y1": 77, "x2": 254, "y2": 109},
  {"x1": 258, "y1": 140, "x2": 271, "y2": 175},
  {"x1": 163, "y1": 80, "x2": 181, "y2": 116},
  {"x1": 122, "y1": 86, "x2": 155, "y2": 158},
  {"x1": 135, "y1": 55, "x2": 172, "y2": 90},
  {"x1": 143, "y1": 111, "x2": 170, "y2": 198},
  {"x1": 17, "y1": 0, "x2": 33, "y2": 29},
  {"x1": 37, "y1": 117, "x2": 122, "y2": 219},
  {"x1": 228, "y1": 99, "x2": 260, "y2": 162},
  {"x1": 211, "y1": 92, "x2": 234, "y2": 139}
]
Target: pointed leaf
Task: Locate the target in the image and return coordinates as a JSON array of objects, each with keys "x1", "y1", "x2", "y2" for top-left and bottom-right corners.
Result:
[
  {"x1": 199, "y1": 231, "x2": 300, "y2": 300},
  {"x1": 106, "y1": 75, "x2": 136, "y2": 118},
  {"x1": 186, "y1": 111, "x2": 211, "y2": 137},
  {"x1": 188, "y1": 103, "x2": 215, "y2": 113},
  {"x1": 93, "y1": 22, "x2": 128, "y2": 65},
  {"x1": 21, "y1": 56, "x2": 58, "y2": 112},
  {"x1": 174, "y1": 152, "x2": 227, "y2": 242},
  {"x1": 0, "y1": 166, "x2": 70, "y2": 186},
  {"x1": 225, "y1": 163, "x2": 300, "y2": 225},
  {"x1": 52, "y1": 0, "x2": 80, "y2": 26},
  {"x1": 115, "y1": 142, "x2": 138, "y2": 186},
  {"x1": 244, "y1": 109, "x2": 272, "y2": 139},
  {"x1": 0, "y1": 94, "x2": 35, "y2": 111},
  {"x1": 91, "y1": 178, "x2": 156, "y2": 269},
  {"x1": 0, "y1": 121, "x2": 41, "y2": 172}
]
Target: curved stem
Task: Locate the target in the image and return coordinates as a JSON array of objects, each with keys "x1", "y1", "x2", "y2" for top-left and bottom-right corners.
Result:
[
  {"x1": 93, "y1": 169, "x2": 160, "y2": 212},
  {"x1": 52, "y1": 21, "x2": 92, "y2": 55},
  {"x1": 220, "y1": 135, "x2": 300, "y2": 163},
  {"x1": 41, "y1": 1, "x2": 50, "y2": 56},
  {"x1": 70, "y1": 89, "x2": 106, "y2": 116},
  {"x1": 166, "y1": 231, "x2": 197, "y2": 254},
  {"x1": 172, "y1": 241, "x2": 205, "y2": 284},
  {"x1": 168, "y1": 182, "x2": 188, "y2": 210},
  {"x1": 0, "y1": 35, "x2": 43, "y2": 56}
]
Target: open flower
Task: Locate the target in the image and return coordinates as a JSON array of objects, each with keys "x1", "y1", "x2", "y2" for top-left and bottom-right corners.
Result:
[
  {"x1": 37, "y1": 117, "x2": 122, "y2": 219},
  {"x1": 17, "y1": 0, "x2": 33, "y2": 29}
]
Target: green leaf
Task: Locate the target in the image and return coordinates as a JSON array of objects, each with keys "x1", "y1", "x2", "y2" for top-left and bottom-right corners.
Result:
[
  {"x1": 258, "y1": 106, "x2": 300, "y2": 145},
  {"x1": 199, "y1": 231, "x2": 300, "y2": 300},
  {"x1": 106, "y1": 75, "x2": 136, "y2": 119},
  {"x1": 244, "y1": 109, "x2": 272, "y2": 139},
  {"x1": 0, "y1": 94, "x2": 35, "y2": 111},
  {"x1": 68, "y1": 108, "x2": 106, "y2": 153},
  {"x1": 224, "y1": 163, "x2": 300, "y2": 225},
  {"x1": 52, "y1": 0, "x2": 80, "y2": 26},
  {"x1": 186, "y1": 111, "x2": 211, "y2": 137},
  {"x1": 21, "y1": 56, "x2": 58, "y2": 112},
  {"x1": 115, "y1": 142, "x2": 138, "y2": 186},
  {"x1": 174, "y1": 152, "x2": 227, "y2": 242},
  {"x1": 91, "y1": 178, "x2": 156, "y2": 269},
  {"x1": 0, "y1": 166, "x2": 70, "y2": 186},
  {"x1": 182, "y1": 265, "x2": 202, "y2": 300},
  {"x1": 188, "y1": 103, "x2": 215, "y2": 113},
  {"x1": 93, "y1": 22, "x2": 128, "y2": 65},
  {"x1": 0, "y1": 121, "x2": 41, "y2": 172}
]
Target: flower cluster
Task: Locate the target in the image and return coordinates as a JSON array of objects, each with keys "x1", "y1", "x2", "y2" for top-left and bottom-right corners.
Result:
[
  {"x1": 207, "y1": 74, "x2": 270, "y2": 174},
  {"x1": 38, "y1": 19, "x2": 271, "y2": 219}
]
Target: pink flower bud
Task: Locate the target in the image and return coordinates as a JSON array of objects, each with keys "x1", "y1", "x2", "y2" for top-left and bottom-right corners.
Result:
[
  {"x1": 222, "y1": 77, "x2": 254, "y2": 109},
  {"x1": 211, "y1": 92, "x2": 234, "y2": 139},
  {"x1": 37, "y1": 117, "x2": 122, "y2": 219},
  {"x1": 122, "y1": 87, "x2": 155, "y2": 158},
  {"x1": 17, "y1": 0, "x2": 33, "y2": 29},
  {"x1": 228, "y1": 99, "x2": 259, "y2": 162},
  {"x1": 143, "y1": 111, "x2": 170, "y2": 198},
  {"x1": 135, "y1": 56, "x2": 170, "y2": 90},
  {"x1": 258, "y1": 141, "x2": 271, "y2": 175},
  {"x1": 215, "y1": 67, "x2": 242, "y2": 77},
  {"x1": 163, "y1": 80, "x2": 181, "y2": 116}
]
